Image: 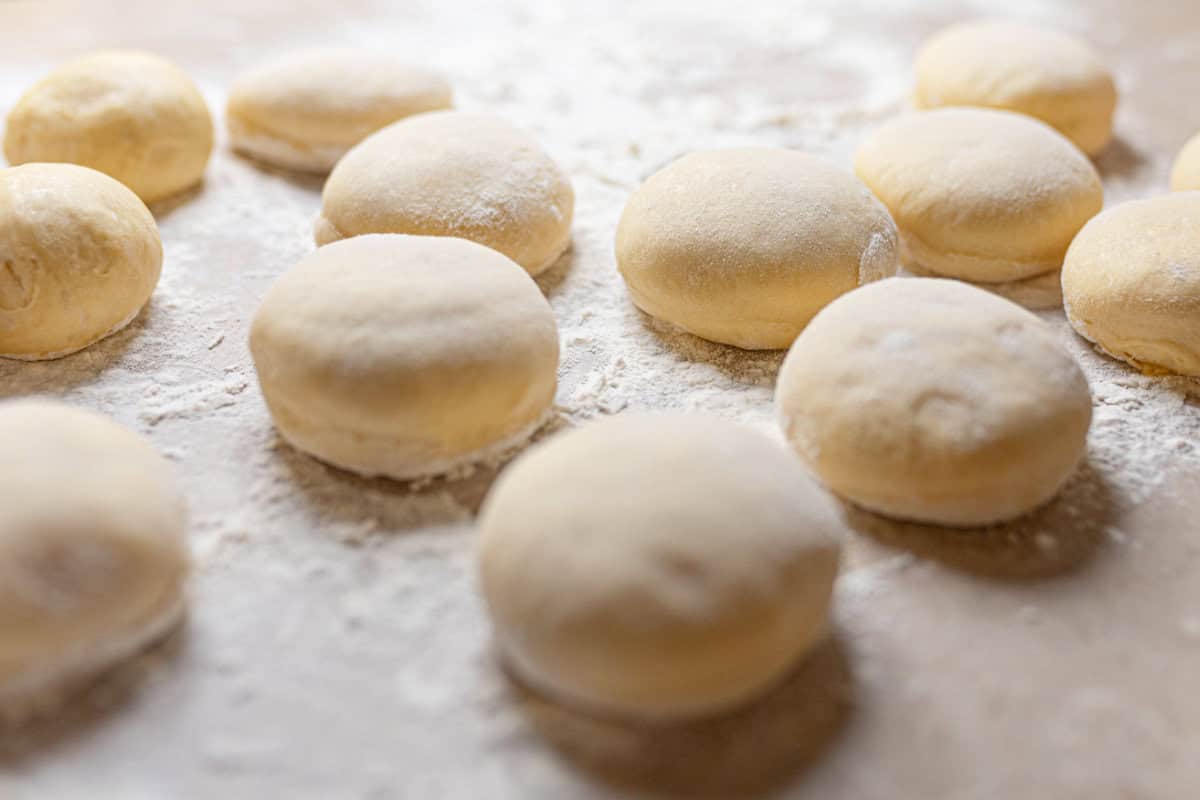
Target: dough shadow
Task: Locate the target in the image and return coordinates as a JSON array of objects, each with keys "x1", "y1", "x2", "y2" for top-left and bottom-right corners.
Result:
[
  {"x1": 534, "y1": 244, "x2": 575, "y2": 299},
  {"x1": 840, "y1": 457, "x2": 1113, "y2": 581},
  {"x1": 1094, "y1": 135, "x2": 1151, "y2": 182},
  {"x1": 148, "y1": 181, "x2": 206, "y2": 220},
  {"x1": 507, "y1": 630, "x2": 853, "y2": 799},
  {"x1": 230, "y1": 150, "x2": 327, "y2": 193},
  {"x1": 635, "y1": 308, "x2": 787, "y2": 386}
]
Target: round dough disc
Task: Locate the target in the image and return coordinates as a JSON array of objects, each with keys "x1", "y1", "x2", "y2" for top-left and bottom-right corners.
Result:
[
  {"x1": 315, "y1": 111, "x2": 574, "y2": 275},
  {"x1": 477, "y1": 413, "x2": 843, "y2": 720},
  {"x1": 1169, "y1": 131, "x2": 1200, "y2": 191},
  {"x1": 227, "y1": 48, "x2": 453, "y2": 173},
  {"x1": 0, "y1": 399, "x2": 189, "y2": 716},
  {"x1": 855, "y1": 108, "x2": 1102, "y2": 285},
  {"x1": 776, "y1": 278, "x2": 1092, "y2": 527},
  {"x1": 1062, "y1": 193, "x2": 1200, "y2": 377},
  {"x1": 615, "y1": 147, "x2": 900, "y2": 350},
  {"x1": 250, "y1": 234, "x2": 560, "y2": 480},
  {"x1": 0, "y1": 163, "x2": 163, "y2": 360},
  {"x1": 4, "y1": 50, "x2": 214, "y2": 204},
  {"x1": 913, "y1": 20, "x2": 1117, "y2": 156}
]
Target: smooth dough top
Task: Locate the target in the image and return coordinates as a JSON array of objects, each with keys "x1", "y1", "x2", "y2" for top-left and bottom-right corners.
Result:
[
  {"x1": 315, "y1": 111, "x2": 574, "y2": 275},
  {"x1": 913, "y1": 19, "x2": 1117, "y2": 155},
  {"x1": 3, "y1": 50, "x2": 214, "y2": 204},
  {"x1": 0, "y1": 163, "x2": 163, "y2": 360},
  {"x1": 855, "y1": 108, "x2": 1103, "y2": 283},
  {"x1": 1062, "y1": 193, "x2": 1200, "y2": 377},
  {"x1": 616, "y1": 147, "x2": 899, "y2": 350},
  {"x1": 1169, "y1": 131, "x2": 1200, "y2": 192},
  {"x1": 478, "y1": 413, "x2": 843, "y2": 718},
  {"x1": 777, "y1": 278, "x2": 1092, "y2": 526}
]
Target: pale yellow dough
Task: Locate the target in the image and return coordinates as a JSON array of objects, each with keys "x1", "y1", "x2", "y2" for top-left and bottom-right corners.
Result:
[
  {"x1": 777, "y1": 278, "x2": 1092, "y2": 527},
  {"x1": 1062, "y1": 193, "x2": 1200, "y2": 377},
  {"x1": 315, "y1": 111, "x2": 574, "y2": 275},
  {"x1": 250, "y1": 234, "x2": 559, "y2": 480},
  {"x1": 0, "y1": 163, "x2": 162, "y2": 360},
  {"x1": 4, "y1": 51, "x2": 214, "y2": 204},
  {"x1": 1169, "y1": 131, "x2": 1200, "y2": 191},
  {"x1": 478, "y1": 413, "x2": 843, "y2": 720},
  {"x1": 616, "y1": 148, "x2": 899, "y2": 349},
  {"x1": 227, "y1": 48, "x2": 453, "y2": 173}
]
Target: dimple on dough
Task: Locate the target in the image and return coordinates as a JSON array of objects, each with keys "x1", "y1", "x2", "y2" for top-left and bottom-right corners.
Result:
[
  {"x1": 4, "y1": 50, "x2": 214, "y2": 204},
  {"x1": 227, "y1": 48, "x2": 453, "y2": 173},
  {"x1": 1169, "y1": 132, "x2": 1200, "y2": 191},
  {"x1": 1062, "y1": 193, "x2": 1200, "y2": 377},
  {"x1": 315, "y1": 111, "x2": 574, "y2": 275},
  {"x1": 855, "y1": 108, "x2": 1102, "y2": 286},
  {"x1": 477, "y1": 413, "x2": 843, "y2": 720},
  {"x1": 0, "y1": 399, "x2": 189, "y2": 718},
  {"x1": 249, "y1": 234, "x2": 560, "y2": 480},
  {"x1": 776, "y1": 278, "x2": 1092, "y2": 527},
  {"x1": 615, "y1": 147, "x2": 900, "y2": 350},
  {"x1": 913, "y1": 20, "x2": 1117, "y2": 156},
  {"x1": 0, "y1": 163, "x2": 163, "y2": 360}
]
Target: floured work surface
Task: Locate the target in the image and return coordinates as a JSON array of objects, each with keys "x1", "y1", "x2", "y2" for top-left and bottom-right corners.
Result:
[{"x1": 1, "y1": 1, "x2": 1198, "y2": 797}]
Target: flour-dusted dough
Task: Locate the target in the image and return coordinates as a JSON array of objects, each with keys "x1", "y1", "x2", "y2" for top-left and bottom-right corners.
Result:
[
  {"x1": 0, "y1": 399, "x2": 189, "y2": 718},
  {"x1": 1063, "y1": 193, "x2": 1200, "y2": 377},
  {"x1": 4, "y1": 51, "x2": 214, "y2": 204},
  {"x1": 855, "y1": 108, "x2": 1102, "y2": 287},
  {"x1": 227, "y1": 48, "x2": 453, "y2": 173},
  {"x1": 478, "y1": 413, "x2": 843, "y2": 720},
  {"x1": 777, "y1": 278, "x2": 1092, "y2": 527},
  {"x1": 0, "y1": 164, "x2": 162, "y2": 360},
  {"x1": 914, "y1": 20, "x2": 1117, "y2": 156},
  {"x1": 250, "y1": 234, "x2": 559, "y2": 480},
  {"x1": 315, "y1": 111, "x2": 573, "y2": 275},
  {"x1": 615, "y1": 148, "x2": 898, "y2": 350},
  {"x1": 1169, "y1": 132, "x2": 1200, "y2": 191}
]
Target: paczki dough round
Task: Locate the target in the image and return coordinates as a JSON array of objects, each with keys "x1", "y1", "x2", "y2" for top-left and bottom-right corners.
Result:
[
  {"x1": 250, "y1": 234, "x2": 559, "y2": 480},
  {"x1": 1062, "y1": 193, "x2": 1200, "y2": 377},
  {"x1": 4, "y1": 50, "x2": 214, "y2": 204},
  {"x1": 0, "y1": 163, "x2": 163, "y2": 360},
  {"x1": 477, "y1": 413, "x2": 843, "y2": 720},
  {"x1": 315, "y1": 111, "x2": 574, "y2": 275},
  {"x1": 226, "y1": 48, "x2": 453, "y2": 173},
  {"x1": 0, "y1": 399, "x2": 189, "y2": 717},
  {"x1": 777, "y1": 278, "x2": 1092, "y2": 527},
  {"x1": 1169, "y1": 132, "x2": 1200, "y2": 191},
  {"x1": 855, "y1": 108, "x2": 1102, "y2": 285},
  {"x1": 615, "y1": 148, "x2": 900, "y2": 349},
  {"x1": 913, "y1": 20, "x2": 1117, "y2": 156}
]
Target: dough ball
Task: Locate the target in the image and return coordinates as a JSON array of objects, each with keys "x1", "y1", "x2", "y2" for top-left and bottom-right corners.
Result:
[
  {"x1": 913, "y1": 20, "x2": 1117, "y2": 156},
  {"x1": 315, "y1": 111, "x2": 573, "y2": 275},
  {"x1": 4, "y1": 51, "x2": 214, "y2": 204},
  {"x1": 1169, "y1": 132, "x2": 1200, "y2": 191},
  {"x1": 226, "y1": 48, "x2": 453, "y2": 173},
  {"x1": 478, "y1": 413, "x2": 843, "y2": 720},
  {"x1": 0, "y1": 399, "x2": 189, "y2": 714},
  {"x1": 855, "y1": 108, "x2": 1102, "y2": 285},
  {"x1": 616, "y1": 148, "x2": 900, "y2": 350},
  {"x1": 1062, "y1": 193, "x2": 1200, "y2": 376},
  {"x1": 0, "y1": 163, "x2": 162, "y2": 361},
  {"x1": 250, "y1": 234, "x2": 559, "y2": 480},
  {"x1": 777, "y1": 278, "x2": 1092, "y2": 527}
]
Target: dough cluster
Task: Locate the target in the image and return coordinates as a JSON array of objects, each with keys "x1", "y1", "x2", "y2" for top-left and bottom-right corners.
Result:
[
  {"x1": 250, "y1": 234, "x2": 560, "y2": 480},
  {"x1": 478, "y1": 413, "x2": 843, "y2": 720},
  {"x1": 315, "y1": 111, "x2": 574, "y2": 275},
  {"x1": 777, "y1": 278, "x2": 1092, "y2": 527},
  {"x1": 0, "y1": 163, "x2": 162, "y2": 360},
  {"x1": 616, "y1": 148, "x2": 899, "y2": 349},
  {"x1": 4, "y1": 50, "x2": 214, "y2": 204},
  {"x1": 1169, "y1": 132, "x2": 1200, "y2": 191}
]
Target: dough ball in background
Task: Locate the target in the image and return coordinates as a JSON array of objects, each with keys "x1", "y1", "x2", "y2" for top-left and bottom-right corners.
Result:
[
  {"x1": 777, "y1": 278, "x2": 1092, "y2": 527},
  {"x1": 615, "y1": 148, "x2": 899, "y2": 350},
  {"x1": 4, "y1": 51, "x2": 214, "y2": 204},
  {"x1": 0, "y1": 163, "x2": 162, "y2": 361},
  {"x1": 1062, "y1": 193, "x2": 1200, "y2": 377},
  {"x1": 227, "y1": 48, "x2": 453, "y2": 174},
  {"x1": 477, "y1": 413, "x2": 843, "y2": 720},
  {"x1": 250, "y1": 234, "x2": 559, "y2": 480},
  {"x1": 855, "y1": 108, "x2": 1102, "y2": 291},
  {"x1": 315, "y1": 111, "x2": 573, "y2": 276},
  {"x1": 1169, "y1": 131, "x2": 1200, "y2": 191},
  {"x1": 913, "y1": 19, "x2": 1117, "y2": 156},
  {"x1": 0, "y1": 399, "x2": 190, "y2": 719}
]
